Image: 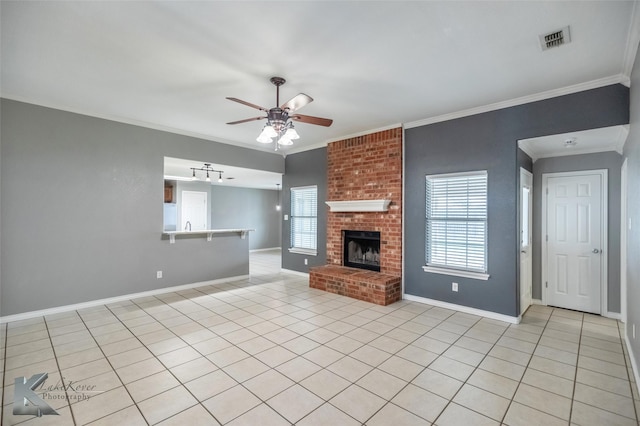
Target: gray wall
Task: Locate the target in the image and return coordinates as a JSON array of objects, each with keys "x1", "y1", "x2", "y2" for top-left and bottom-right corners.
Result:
[
  {"x1": 532, "y1": 152, "x2": 623, "y2": 313},
  {"x1": 404, "y1": 84, "x2": 629, "y2": 317},
  {"x1": 0, "y1": 99, "x2": 284, "y2": 316},
  {"x1": 211, "y1": 185, "x2": 281, "y2": 250},
  {"x1": 282, "y1": 148, "x2": 327, "y2": 273},
  {"x1": 624, "y1": 44, "x2": 640, "y2": 376}
]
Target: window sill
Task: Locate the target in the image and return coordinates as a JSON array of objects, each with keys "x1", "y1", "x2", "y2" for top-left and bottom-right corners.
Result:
[
  {"x1": 422, "y1": 266, "x2": 490, "y2": 281},
  {"x1": 288, "y1": 248, "x2": 317, "y2": 256}
]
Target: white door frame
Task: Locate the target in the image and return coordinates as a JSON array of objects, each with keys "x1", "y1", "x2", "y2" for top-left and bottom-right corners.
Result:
[
  {"x1": 520, "y1": 168, "x2": 533, "y2": 316},
  {"x1": 621, "y1": 159, "x2": 628, "y2": 323},
  {"x1": 541, "y1": 169, "x2": 608, "y2": 316}
]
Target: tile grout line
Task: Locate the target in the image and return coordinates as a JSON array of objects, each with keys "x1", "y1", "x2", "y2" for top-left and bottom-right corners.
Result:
[
  {"x1": 129, "y1": 280, "x2": 310, "y2": 424},
  {"x1": 303, "y1": 305, "x2": 459, "y2": 425},
  {"x1": 431, "y1": 314, "x2": 515, "y2": 425},
  {"x1": 122, "y1": 281, "x2": 327, "y2": 424},
  {"x1": 83, "y1": 266, "x2": 304, "y2": 424},
  {"x1": 575, "y1": 315, "x2": 639, "y2": 422},
  {"x1": 42, "y1": 315, "x2": 79, "y2": 425},
  {"x1": 192, "y1": 275, "x2": 354, "y2": 425},
  {"x1": 112, "y1": 297, "x2": 227, "y2": 425},
  {"x1": 496, "y1": 309, "x2": 551, "y2": 425},
  {"x1": 74, "y1": 308, "x2": 151, "y2": 426},
  {"x1": 567, "y1": 309, "x2": 585, "y2": 424},
  {"x1": 369, "y1": 309, "x2": 471, "y2": 425},
  {"x1": 344, "y1": 307, "x2": 516, "y2": 424},
  {"x1": 227, "y1": 284, "x2": 417, "y2": 424}
]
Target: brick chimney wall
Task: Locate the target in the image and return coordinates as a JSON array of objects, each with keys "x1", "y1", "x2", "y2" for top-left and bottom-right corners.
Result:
[{"x1": 326, "y1": 127, "x2": 403, "y2": 276}]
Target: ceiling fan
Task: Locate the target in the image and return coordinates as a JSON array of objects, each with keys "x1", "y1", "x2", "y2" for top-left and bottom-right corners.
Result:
[{"x1": 226, "y1": 77, "x2": 333, "y2": 148}]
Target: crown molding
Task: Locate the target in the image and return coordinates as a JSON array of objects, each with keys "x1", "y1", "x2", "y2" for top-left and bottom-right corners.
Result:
[
  {"x1": 324, "y1": 123, "x2": 404, "y2": 145},
  {"x1": 283, "y1": 140, "x2": 330, "y2": 155},
  {"x1": 618, "y1": 124, "x2": 631, "y2": 153},
  {"x1": 283, "y1": 123, "x2": 404, "y2": 155},
  {"x1": 404, "y1": 75, "x2": 629, "y2": 130}
]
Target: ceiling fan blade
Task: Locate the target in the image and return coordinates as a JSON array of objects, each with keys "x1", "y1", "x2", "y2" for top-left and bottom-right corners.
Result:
[
  {"x1": 226, "y1": 97, "x2": 269, "y2": 112},
  {"x1": 281, "y1": 93, "x2": 313, "y2": 112},
  {"x1": 290, "y1": 114, "x2": 333, "y2": 127},
  {"x1": 226, "y1": 116, "x2": 266, "y2": 125}
]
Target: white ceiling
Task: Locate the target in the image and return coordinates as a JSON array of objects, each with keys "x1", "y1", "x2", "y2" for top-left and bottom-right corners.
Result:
[
  {"x1": 518, "y1": 125, "x2": 629, "y2": 162},
  {"x1": 1, "y1": 1, "x2": 638, "y2": 158},
  {"x1": 164, "y1": 157, "x2": 282, "y2": 190}
]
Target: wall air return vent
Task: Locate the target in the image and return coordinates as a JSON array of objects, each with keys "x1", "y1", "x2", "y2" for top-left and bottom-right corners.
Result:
[{"x1": 539, "y1": 26, "x2": 571, "y2": 51}]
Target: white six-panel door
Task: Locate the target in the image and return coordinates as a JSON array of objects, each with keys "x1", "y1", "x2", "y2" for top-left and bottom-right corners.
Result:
[{"x1": 544, "y1": 171, "x2": 605, "y2": 314}]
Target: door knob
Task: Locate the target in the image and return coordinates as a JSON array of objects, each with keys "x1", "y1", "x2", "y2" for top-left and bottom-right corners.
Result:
[{"x1": 592, "y1": 249, "x2": 600, "y2": 254}]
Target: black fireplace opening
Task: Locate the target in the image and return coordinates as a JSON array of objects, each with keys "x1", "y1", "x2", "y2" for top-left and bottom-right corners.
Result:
[{"x1": 343, "y1": 230, "x2": 381, "y2": 272}]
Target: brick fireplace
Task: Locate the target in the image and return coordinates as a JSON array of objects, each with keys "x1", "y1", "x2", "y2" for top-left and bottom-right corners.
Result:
[{"x1": 310, "y1": 127, "x2": 403, "y2": 305}]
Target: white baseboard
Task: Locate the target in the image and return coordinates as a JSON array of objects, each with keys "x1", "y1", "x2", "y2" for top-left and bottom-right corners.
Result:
[
  {"x1": 0, "y1": 275, "x2": 250, "y2": 324},
  {"x1": 624, "y1": 331, "x2": 640, "y2": 389},
  {"x1": 532, "y1": 299, "x2": 544, "y2": 305},
  {"x1": 403, "y1": 293, "x2": 520, "y2": 324},
  {"x1": 280, "y1": 268, "x2": 310, "y2": 278}
]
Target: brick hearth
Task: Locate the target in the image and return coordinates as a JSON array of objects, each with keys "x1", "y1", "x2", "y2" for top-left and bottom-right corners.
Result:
[
  {"x1": 310, "y1": 265, "x2": 401, "y2": 305},
  {"x1": 310, "y1": 127, "x2": 403, "y2": 305}
]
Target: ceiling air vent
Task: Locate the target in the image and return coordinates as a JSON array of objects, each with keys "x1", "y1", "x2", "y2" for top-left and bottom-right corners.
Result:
[{"x1": 539, "y1": 26, "x2": 571, "y2": 51}]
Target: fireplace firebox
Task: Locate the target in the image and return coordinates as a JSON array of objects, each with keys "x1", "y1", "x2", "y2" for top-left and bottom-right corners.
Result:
[{"x1": 343, "y1": 230, "x2": 381, "y2": 272}]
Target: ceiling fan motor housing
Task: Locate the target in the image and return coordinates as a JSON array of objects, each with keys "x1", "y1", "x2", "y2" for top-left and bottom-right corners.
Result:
[{"x1": 267, "y1": 108, "x2": 288, "y2": 131}]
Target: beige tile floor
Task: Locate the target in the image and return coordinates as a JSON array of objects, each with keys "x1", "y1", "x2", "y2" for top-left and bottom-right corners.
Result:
[{"x1": 1, "y1": 249, "x2": 639, "y2": 425}]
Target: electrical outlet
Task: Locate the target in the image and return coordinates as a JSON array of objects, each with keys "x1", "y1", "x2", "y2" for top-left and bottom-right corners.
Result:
[
  {"x1": 452, "y1": 282, "x2": 458, "y2": 292},
  {"x1": 157, "y1": 271, "x2": 163, "y2": 279},
  {"x1": 284, "y1": 214, "x2": 289, "y2": 221},
  {"x1": 304, "y1": 259, "x2": 308, "y2": 265}
]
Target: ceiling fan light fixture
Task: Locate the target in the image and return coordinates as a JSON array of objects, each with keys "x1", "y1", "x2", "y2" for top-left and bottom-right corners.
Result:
[
  {"x1": 257, "y1": 133, "x2": 273, "y2": 143},
  {"x1": 278, "y1": 136, "x2": 294, "y2": 146},
  {"x1": 284, "y1": 127, "x2": 300, "y2": 140},
  {"x1": 263, "y1": 125, "x2": 278, "y2": 138},
  {"x1": 257, "y1": 125, "x2": 277, "y2": 143}
]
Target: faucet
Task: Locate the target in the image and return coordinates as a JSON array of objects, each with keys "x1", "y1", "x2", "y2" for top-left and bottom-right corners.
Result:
[{"x1": 184, "y1": 221, "x2": 191, "y2": 231}]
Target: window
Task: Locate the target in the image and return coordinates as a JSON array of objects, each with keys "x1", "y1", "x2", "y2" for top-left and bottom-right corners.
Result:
[
  {"x1": 424, "y1": 171, "x2": 489, "y2": 280},
  {"x1": 290, "y1": 185, "x2": 318, "y2": 255}
]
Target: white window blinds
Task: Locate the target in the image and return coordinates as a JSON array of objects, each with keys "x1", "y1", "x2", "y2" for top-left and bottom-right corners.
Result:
[
  {"x1": 290, "y1": 186, "x2": 318, "y2": 251},
  {"x1": 426, "y1": 171, "x2": 488, "y2": 273}
]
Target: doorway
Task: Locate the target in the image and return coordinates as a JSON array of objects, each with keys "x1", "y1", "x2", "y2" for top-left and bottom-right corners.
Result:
[
  {"x1": 181, "y1": 190, "x2": 208, "y2": 231},
  {"x1": 542, "y1": 170, "x2": 607, "y2": 314},
  {"x1": 520, "y1": 168, "x2": 533, "y2": 315}
]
